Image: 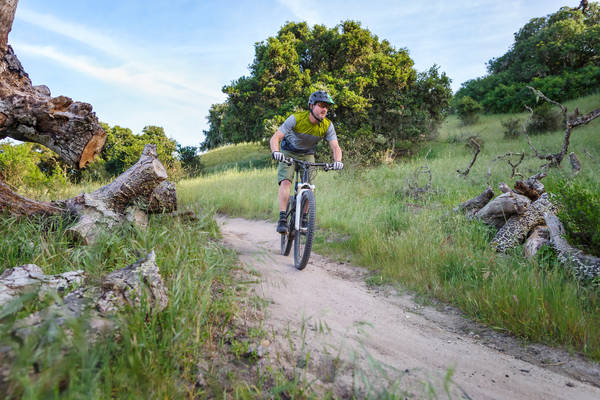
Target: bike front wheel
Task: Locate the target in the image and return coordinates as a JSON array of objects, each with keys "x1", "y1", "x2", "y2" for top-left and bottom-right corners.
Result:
[{"x1": 294, "y1": 190, "x2": 316, "y2": 270}]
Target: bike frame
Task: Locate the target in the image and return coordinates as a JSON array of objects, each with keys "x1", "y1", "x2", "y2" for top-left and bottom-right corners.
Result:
[{"x1": 285, "y1": 157, "x2": 330, "y2": 230}]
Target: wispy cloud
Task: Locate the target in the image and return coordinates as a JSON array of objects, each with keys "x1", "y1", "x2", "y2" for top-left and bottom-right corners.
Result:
[
  {"x1": 14, "y1": 8, "x2": 223, "y2": 102},
  {"x1": 13, "y1": 42, "x2": 222, "y2": 105},
  {"x1": 276, "y1": 0, "x2": 322, "y2": 25}
]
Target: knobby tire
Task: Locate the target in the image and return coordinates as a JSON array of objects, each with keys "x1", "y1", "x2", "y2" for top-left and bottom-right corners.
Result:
[{"x1": 294, "y1": 190, "x2": 316, "y2": 270}]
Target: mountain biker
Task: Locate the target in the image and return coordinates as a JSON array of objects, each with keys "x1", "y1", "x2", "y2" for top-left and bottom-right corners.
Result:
[{"x1": 269, "y1": 90, "x2": 344, "y2": 234}]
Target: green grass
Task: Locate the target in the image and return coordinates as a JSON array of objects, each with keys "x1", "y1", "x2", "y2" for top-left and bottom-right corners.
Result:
[
  {"x1": 188, "y1": 93, "x2": 600, "y2": 360},
  {"x1": 200, "y1": 142, "x2": 272, "y2": 174},
  {"x1": 0, "y1": 189, "x2": 332, "y2": 398}
]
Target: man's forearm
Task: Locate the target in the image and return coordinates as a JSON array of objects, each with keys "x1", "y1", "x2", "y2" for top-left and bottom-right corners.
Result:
[{"x1": 270, "y1": 130, "x2": 284, "y2": 152}]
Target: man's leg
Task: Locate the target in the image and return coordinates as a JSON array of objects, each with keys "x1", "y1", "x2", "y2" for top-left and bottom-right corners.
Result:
[
  {"x1": 277, "y1": 179, "x2": 291, "y2": 233},
  {"x1": 278, "y1": 179, "x2": 291, "y2": 212}
]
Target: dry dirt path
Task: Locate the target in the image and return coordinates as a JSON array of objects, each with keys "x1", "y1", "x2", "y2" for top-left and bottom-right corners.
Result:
[{"x1": 218, "y1": 216, "x2": 600, "y2": 399}]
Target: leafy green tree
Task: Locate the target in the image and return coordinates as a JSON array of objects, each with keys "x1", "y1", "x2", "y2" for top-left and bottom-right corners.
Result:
[
  {"x1": 456, "y1": 3, "x2": 600, "y2": 113},
  {"x1": 202, "y1": 21, "x2": 451, "y2": 162},
  {"x1": 176, "y1": 144, "x2": 203, "y2": 176},
  {"x1": 455, "y1": 96, "x2": 483, "y2": 125}
]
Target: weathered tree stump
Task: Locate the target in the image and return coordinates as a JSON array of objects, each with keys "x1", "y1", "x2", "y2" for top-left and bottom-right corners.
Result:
[
  {"x1": 0, "y1": 0, "x2": 105, "y2": 168},
  {"x1": 64, "y1": 144, "x2": 176, "y2": 244}
]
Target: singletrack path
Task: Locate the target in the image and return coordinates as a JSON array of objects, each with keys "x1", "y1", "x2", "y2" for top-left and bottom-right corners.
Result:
[{"x1": 218, "y1": 216, "x2": 600, "y2": 399}]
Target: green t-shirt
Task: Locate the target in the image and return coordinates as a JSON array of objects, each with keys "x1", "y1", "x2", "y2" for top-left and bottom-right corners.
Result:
[{"x1": 279, "y1": 111, "x2": 337, "y2": 155}]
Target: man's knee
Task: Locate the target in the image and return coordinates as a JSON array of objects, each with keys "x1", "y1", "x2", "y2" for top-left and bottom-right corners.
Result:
[{"x1": 279, "y1": 179, "x2": 291, "y2": 187}]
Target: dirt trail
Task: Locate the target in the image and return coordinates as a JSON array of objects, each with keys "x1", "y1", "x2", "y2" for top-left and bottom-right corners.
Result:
[{"x1": 218, "y1": 216, "x2": 600, "y2": 399}]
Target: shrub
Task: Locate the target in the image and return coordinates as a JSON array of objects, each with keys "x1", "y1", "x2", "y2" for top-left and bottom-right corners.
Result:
[
  {"x1": 0, "y1": 141, "x2": 67, "y2": 195},
  {"x1": 501, "y1": 118, "x2": 524, "y2": 139},
  {"x1": 455, "y1": 96, "x2": 482, "y2": 125},
  {"x1": 526, "y1": 103, "x2": 563, "y2": 135},
  {"x1": 550, "y1": 177, "x2": 600, "y2": 257}
]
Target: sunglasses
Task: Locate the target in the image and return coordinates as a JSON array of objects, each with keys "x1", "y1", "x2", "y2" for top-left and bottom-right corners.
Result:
[{"x1": 316, "y1": 102, "x2": 331, "y2": 109}]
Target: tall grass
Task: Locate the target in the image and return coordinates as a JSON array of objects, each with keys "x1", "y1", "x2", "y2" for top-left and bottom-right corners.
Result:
[
  {"x1": 0, "y1": 198, "x2": 280, "y2": 397},
  {"x1": 188, "y1": 93, "x2": 600, "y2": 360}
]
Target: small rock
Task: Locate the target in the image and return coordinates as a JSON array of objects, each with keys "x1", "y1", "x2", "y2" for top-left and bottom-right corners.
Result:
[{"x1": 566, "y1": 382, "x2": 575, "y2": 387}]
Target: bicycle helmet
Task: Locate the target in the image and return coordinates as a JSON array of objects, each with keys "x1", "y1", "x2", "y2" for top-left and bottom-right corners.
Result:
[{"x1": 308, "y1": 90, "x2": 335, "y2": 108}]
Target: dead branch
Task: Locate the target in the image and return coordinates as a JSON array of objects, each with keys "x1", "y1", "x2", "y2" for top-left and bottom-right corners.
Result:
[
  {"x1": 457, "y1": 137, "x2": 481, "y2": 177},
  {"x1": 569, "y1": 152, "x2": 581, "y2": 175},
  {"x1": 454, "y1": 186, "x2": 494, "y2": 215},
  {"x1": 525, "y1": 86, "x2": 600, "y2": 169},
  {"x1": 513, "y1": 172, "x2": 546, "y2": 201},
  {"x1": 486, "y1": 152, "x2": 525, "y2": 183},
  {"x1": 406, "y1": 149, "x2": 432, "y2": 198}
]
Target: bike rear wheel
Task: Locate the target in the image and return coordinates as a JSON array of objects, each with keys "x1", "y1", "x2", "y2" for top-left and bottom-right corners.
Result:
[
  {"x1": 294, "y1": 190, "x2": 316, "y2": 270},
  {"x1": 280, "y1": 198, "x2": 294, "y2": 256}
]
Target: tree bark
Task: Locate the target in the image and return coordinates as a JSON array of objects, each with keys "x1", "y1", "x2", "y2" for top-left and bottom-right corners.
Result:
[
  {"x1": 491, "y1": 193, "x2": 557, "y2": 253},
  {"x1": 0, "y1": 181, "x2": 64, "y2": 216},
  {"x1": 523, "y1": 225, "x2": 549, "y2": 258},
  {"x1": 475, "y1": 192, "x2": 531, "y2": 229},
  {"x1": 544, "y1": 212, "x2": 600, "y2": 280},
  {"x1": 454, "y1": 186, "x2": 494, "y2": 215},
  {"x1": 0, "y1": 251, "x2": 168, "y2": 389},
  {"x1": 513, "y1": 172, "x2": 546, "y2": 201},
  {"x1": 0, "y1": 0, "x2": 106, "y2": 168}
]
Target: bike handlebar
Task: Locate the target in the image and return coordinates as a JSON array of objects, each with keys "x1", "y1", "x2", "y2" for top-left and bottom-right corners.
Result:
[{"x1": 282, "y1": 156, "x2": 334, "y2": 171}]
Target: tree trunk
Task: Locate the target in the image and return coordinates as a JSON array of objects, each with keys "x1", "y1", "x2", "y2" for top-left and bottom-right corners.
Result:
[
  {"x1": 0, "y1": 181, "x2": 64, "y2": 216},
  {"x1": 0, "y1": 0, "x2": 106, "y2": 168},
  {"x1": 523, "y1": 225, "x2": 550, "y2": 258},
  {"x1": 475, "y1": 192, "x2": 531, "y2": 229},
  {"x1": 491, "y1": 194, "x2": 557, "y2": 253},
  {"x1": 544, "y1": 212, "x2": 600, "y2": 280},
  {"x1": 1, "y1": 144, "x2": 177, "y2": 243},
  {"x1": 454, "y1": 186, "x2": 494, "y2": 215}
]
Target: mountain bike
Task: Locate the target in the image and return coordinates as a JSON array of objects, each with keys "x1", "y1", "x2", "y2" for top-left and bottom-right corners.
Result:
[{"x1": 280, "y1": 156, "x2": 334, "y2": 270}]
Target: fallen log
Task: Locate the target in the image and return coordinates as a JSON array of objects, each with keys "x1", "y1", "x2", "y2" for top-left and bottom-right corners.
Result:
[
  {"x1": 491, "y1": 193, "x2": 557, "y2": 253},
  {"x1": 0, "y1": 181, "x2": 64, "y2": 217},
  {"x1": 523, "y1": 225, "x2": 550, "y2": 258},
  {"x1": 0, "y1": 251, "x2": 168, "y2": 388},
  {"x1": 544, "y1": 213, "x2": 600, "y2": 280},
  {"x1": 0, "y1": 264, "x2": 84, "y2": 307},
  {"x1": 1, "y1": 144, "x2": 177, "y2": 244},
  {"x1": 475, "y1": 192, "x2": 531, "y2": 229},
  {"x1": 0, "y1": 0, "x2": 105, "y2": 168},
  {"x1": 454, "y1": 186, "x2": 494, "y2": 216}
]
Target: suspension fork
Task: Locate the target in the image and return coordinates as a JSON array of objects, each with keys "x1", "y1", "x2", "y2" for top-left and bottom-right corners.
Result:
[{"x1": 295, "y1": 184, "x2": 315, "y2": 230}]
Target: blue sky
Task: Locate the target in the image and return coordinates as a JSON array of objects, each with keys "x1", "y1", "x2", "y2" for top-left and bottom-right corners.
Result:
[{"x1": 9, "y1": 0, "x2": 571, "y2": 147}]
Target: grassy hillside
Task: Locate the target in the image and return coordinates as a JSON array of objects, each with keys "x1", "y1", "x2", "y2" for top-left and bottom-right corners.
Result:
[
  {"x1": 184, "y1": 93, "x2": 600, "y2": 360},
  {"x1": 200, "y1": 142, "x2": 271, "y2": 174}
]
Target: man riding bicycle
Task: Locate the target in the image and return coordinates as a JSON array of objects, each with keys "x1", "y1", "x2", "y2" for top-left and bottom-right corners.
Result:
[{"x1": 269, "y1": 90, "x2": 344, "y2": 234}]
